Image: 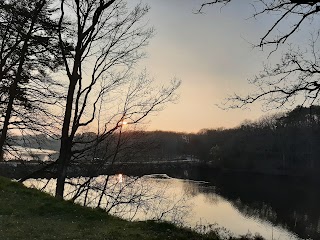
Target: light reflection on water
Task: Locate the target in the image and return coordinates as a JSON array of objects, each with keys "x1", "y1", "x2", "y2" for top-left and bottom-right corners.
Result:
[
  {"x1": 24, "y1": 175, "x2": 190, "y2": 224},
  {"x1": 162, "y1": 179, "x2": 299, "y2": 240},
  {"x1": 24, "y1": 175, "x2": 300, "y2": 240}
]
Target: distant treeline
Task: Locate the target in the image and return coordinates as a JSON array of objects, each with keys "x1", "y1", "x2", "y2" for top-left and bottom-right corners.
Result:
[
  {"x1": 133, "y1": 105, "x2": 320, "y2": 176},
  {"x1": 9, "y1": 105, "x2": 320, "y2": 176},
  {"x1": 194, "y1": 105, "x2": 320, "y2": 176},
  {"x1": 187, "y1": 105, "x2": 320, "y2": 176}
]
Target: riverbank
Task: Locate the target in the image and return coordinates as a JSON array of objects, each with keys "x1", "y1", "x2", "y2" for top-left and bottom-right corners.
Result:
[{"x1": 0, "y1": 176, "x2": 264, "y2": 240}]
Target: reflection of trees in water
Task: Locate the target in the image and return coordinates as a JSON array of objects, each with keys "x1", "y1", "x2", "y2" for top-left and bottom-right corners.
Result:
[
  {"x1": 232, "y1": 199, "x2": 277, "y2": 223},
  {"x1": 182, "y1": 181, "x2": 220, "y2": 205},
  {"x1": 229, "y1": 196, "x2": 320, "y2": 240},
  {"x1": 189, "y1": 172, "x2": 320, "y2": 240},
  {"x1": 202, "y1": 193, "x2": 220, "y2": 205},
  {"x1": 182, "y1": 181, "x2": 201, "y2": 197},
  {"x1": 25, "y1": 176, "x2": 190, "y2": 225}
]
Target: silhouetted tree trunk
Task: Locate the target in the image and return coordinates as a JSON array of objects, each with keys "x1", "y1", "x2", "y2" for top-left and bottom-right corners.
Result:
[
  {"x1": 56, "y1": 77, "x2": 77, "y2": 197},
  {"x1": 54, "y1": 0, "x2": 180, "y2": 198}
]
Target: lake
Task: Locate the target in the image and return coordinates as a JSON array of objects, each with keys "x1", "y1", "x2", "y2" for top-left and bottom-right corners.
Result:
[{"x1": 24, "y1": 172, "x2": 319, "y2": 240}]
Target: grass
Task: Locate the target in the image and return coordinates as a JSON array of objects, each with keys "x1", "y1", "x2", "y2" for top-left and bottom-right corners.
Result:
[{"x1": 0, "y1": 176, "x2": 263, "y2": 240}]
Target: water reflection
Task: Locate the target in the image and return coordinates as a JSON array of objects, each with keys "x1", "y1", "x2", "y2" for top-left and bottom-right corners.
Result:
[
  {"x1": 25, "y1": 174, "x2": 319, "y2": 239},
  {"x1": 178, "y1": 180, "x2": 297, "y2": 240},
  {"x1": 25, "y1": 175, "x2": 190, "y2": 224},
  {"x1": 202, "y1": 174, "x2": 320, "y2": 240}
]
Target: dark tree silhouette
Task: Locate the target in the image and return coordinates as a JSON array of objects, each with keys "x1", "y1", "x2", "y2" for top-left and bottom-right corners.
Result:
[
  {"x1": 0, "y1": 0, "x2": 64, "y2": 160},
  {"x1": 54, "y1": 0, "x2": 180, "y2": 198}
]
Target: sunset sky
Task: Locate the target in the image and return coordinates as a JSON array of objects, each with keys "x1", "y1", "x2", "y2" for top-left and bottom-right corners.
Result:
[{"x1": 132, "y1": 0, "x2": 308, "y2": 132}]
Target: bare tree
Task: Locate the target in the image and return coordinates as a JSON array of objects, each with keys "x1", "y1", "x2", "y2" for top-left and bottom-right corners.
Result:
[
  {"x1": 226, "y1": 41, "x2": 320, "y2": 109},
  {"x1": 199, "y1": 0, "x2": 320, "y2": 109},
  {"x1": 200, "y1": 0, "x2": 320, "y2": 50},
  {"x1": 54, "y1": 0, "x2": 180, "y2": 198}
]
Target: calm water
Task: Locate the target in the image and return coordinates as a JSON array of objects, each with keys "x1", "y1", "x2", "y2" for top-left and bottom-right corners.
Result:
[{"x1": 25, "y1": 173, "x2": 319, "y2": 240}]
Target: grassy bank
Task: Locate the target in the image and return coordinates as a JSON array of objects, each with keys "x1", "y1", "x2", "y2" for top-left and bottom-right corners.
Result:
[{"x1": 0, "y1": 176, "x2": 262, "y2": 240}]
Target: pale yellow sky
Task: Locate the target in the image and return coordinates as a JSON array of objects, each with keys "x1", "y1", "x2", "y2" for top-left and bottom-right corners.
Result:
[{"x1": 132, "y1": 0, "x2": 282, "y2": 132}]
